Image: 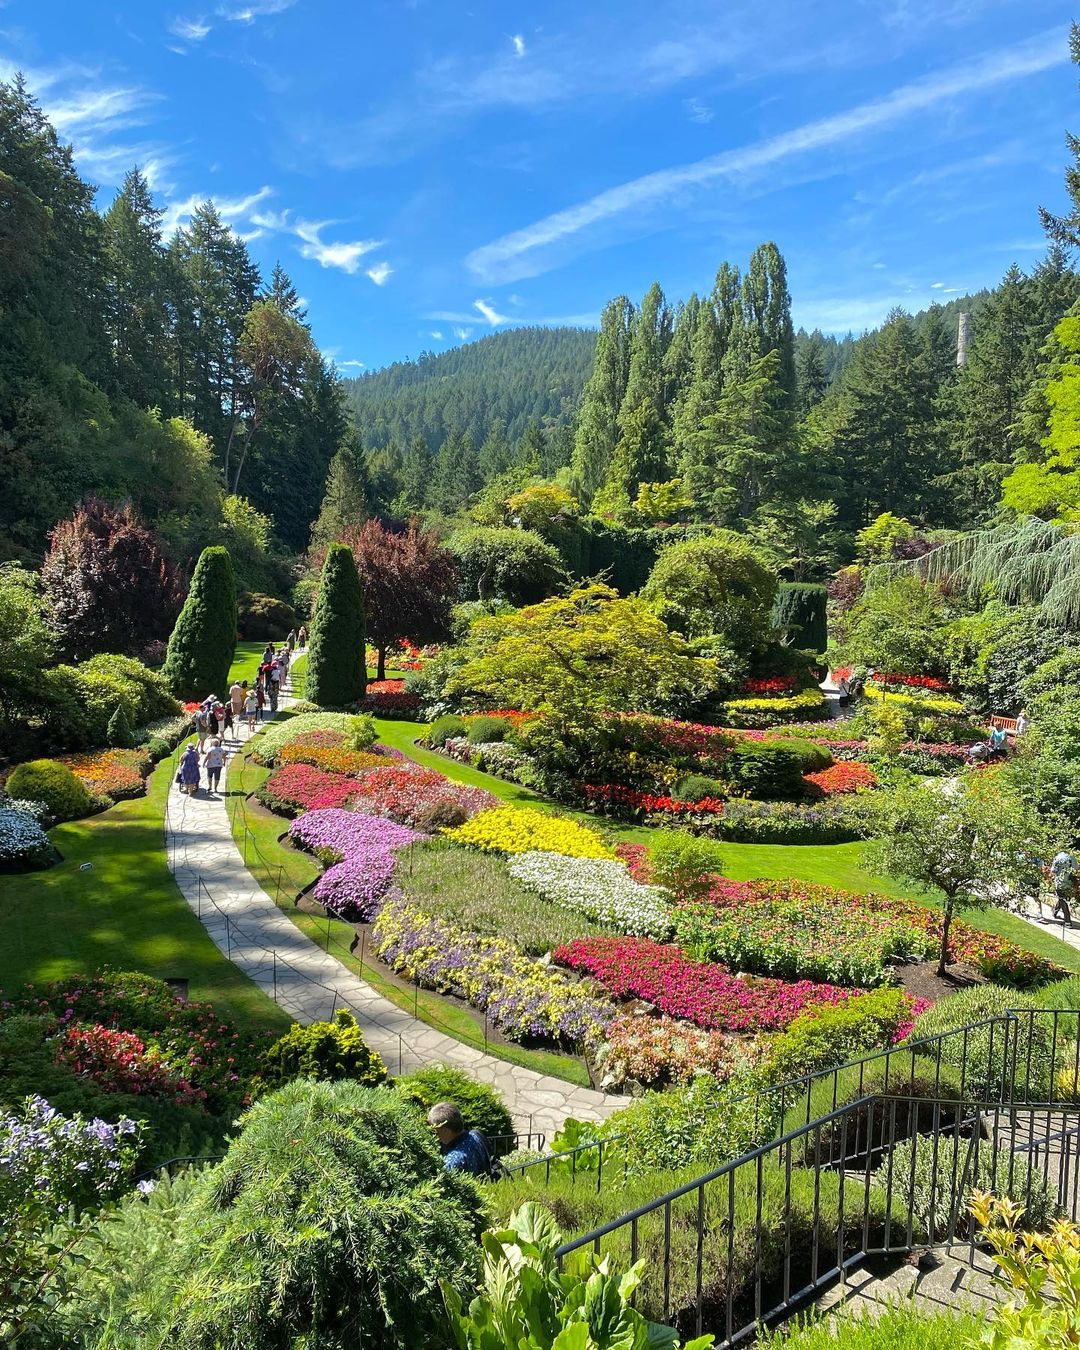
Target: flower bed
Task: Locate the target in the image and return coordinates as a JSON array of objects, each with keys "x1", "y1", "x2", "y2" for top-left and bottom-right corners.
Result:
[
  {"x1": 363, "y1": 679, "x2": 422, "y2": 715},
  {"x1": 722, "y1": 689, "x2": 829, "y2": 729},
  {"x1": 713, "y1": 798, "x2": 869, "y2": 844},
  {"x1": 441, "y1": 737, "x2": 528, "y2": 780},
  {"x1": 803, "y1": 762, "x2": 877, "y2": 795},
  {"x1": 252, "y1": 713, "x2": 364, "y2": 766},
  {"x1": 350, "y1": 765, "x2": 497, "y2": 828},
  {"x1": 372, "y1": 895, "x2": 615, "y2": 1046},
  {"x1": 136, "y1": 712, "x2": 195, "y2": 748},
  {"x1": 742, "y1": 676, "x2": 799, "y2": 695},
  {"x1": 596, "y1": 1013, "x2": 757, "y2": 1090},
  {"x1": 0, "y1": 805, "x2": 53, "y2": 871},
  {"x1": 278, "y1": 738, "x2": 390, "y2": 775},
  {"x1": 674, "y1": 889, "x2": 936, "y2": 987},
  {"x1": 289, "y1": 808, "x2": 421, "y2": 920},
  {"x1": 506, "y1": 851, "x2": 673, "y2": 940},
  {"x1": 444, "y1": 805, "x2": 616, "y2": 859},
  {"x1": 55, "y1": 1022, "x2": 207, "y2": 1108},
  {"x1": 579, "y1": 783, "x2": 725, "y2": 818},
  {"x1": 874, "y1": 674, "x2": 952, "y2": 691},
  {"x1": 554, "y1": 937, "x2": 857, "y2": 1033},
  {"x1": 863, "y1": 685, "x2": 965, "y2": 716},
  {"x1": 259, "y1": 763, "x2": 364, "y2": 815},
  {"x1": 57, "y1": 749, "x2": 149, "y2": 801}
]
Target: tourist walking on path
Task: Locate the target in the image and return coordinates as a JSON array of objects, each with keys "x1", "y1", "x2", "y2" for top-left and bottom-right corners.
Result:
[
  {"x1": 297, "y1": 624, "x2": 307, "y2": 648},
  {"x1": 1051, "y1": 849, "x2": 1077, "y2": 923},
  {"x1": 261, "y1": 642, "x2": 274, "y2": 666},
  {"x1": 229, "y1": 680, "x2": 244, "y2": 717},
  {"x1": 195, "y1": 705, "x2": 211, "y2": 751},
  {"x1": 255, "y1": 680, "x2": 266, "y2": 721},
  {"x1": 202, "y1": 737, "x2": 226, "y2": 796},
  {"x1": 244, "y1": 687, "x2": 258, "y2": 731},
  {"x1": 179, "y1": 743, "x2": 201, "y2": 795},
  {"x1": 286, "y1": 629, "x2": 296, "y2": 653},
  {"x1": 222, "y1": 700, "x2": 234, "y2": 739}
]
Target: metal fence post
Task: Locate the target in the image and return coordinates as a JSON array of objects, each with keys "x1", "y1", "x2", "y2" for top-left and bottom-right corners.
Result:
[
  {"x1": 225, "y1": 915, "x2": 231, "y2": 958},
  {"x1": 272, "y1": 950, "x2": 277, "y2": 1002}
]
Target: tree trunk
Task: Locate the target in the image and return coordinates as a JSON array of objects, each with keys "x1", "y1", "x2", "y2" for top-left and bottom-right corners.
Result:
[
  {"x1": 377, "y1": 646, "x2": 386, "y2": 681},
  {"x1": 937, "y1": 899, "x2": 954, "y2": 978}
]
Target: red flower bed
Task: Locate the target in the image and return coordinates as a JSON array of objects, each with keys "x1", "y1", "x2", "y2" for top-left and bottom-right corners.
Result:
[
  {"x1": 554, "y1": 937, "x2": 856, "y2": 1033},
  {"x1": 363, "y1": 679, "x2": 422, "y2": 714},
  {"x1": 465, "y1": 709, "x2": 537, "y2": 727},
  {"x1": 743, "y1": 676, "x2": 798, "y2": 695},
  {"x1": 875, "y1": 673, "x2": 952, "y2": 691},
  {"x1": 261, "y1": 763, "x2": 361, "y2": 812},
  {"x1": 803, "y1": 762, "x2": 877, "y2": 795},
  {"x1": 55, "y1": 1023, "x2": 207, "y2": 1107},
  {"x1": 350, "y1": 765, "x2": 497, "y2": 826},
  {"x1": 580, "y1": 783, "x2": 725, "y2": 817}
]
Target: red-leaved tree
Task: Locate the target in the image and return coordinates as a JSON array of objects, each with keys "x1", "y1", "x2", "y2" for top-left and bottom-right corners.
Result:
[
  {"x1": 336, "y1": 518, "x2": 456, "y2": 679},
  {"x1": 42, "y1": 498, "x2": 185, "y2": 660}
]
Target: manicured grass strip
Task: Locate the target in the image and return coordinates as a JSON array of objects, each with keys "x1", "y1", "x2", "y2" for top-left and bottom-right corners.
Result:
[
  {"x1": 372, "y1": 717, "x2": 1080, "y2": 977},
  {"x1": 0, "y1": 748, "x2": 291, "y2": 1035},
  {"x1": 227, "y1": 640, "x2": 267, "y2": 689},
  {"x1": 226, "y1": 737, "x2": 592, "y2": 1088}
]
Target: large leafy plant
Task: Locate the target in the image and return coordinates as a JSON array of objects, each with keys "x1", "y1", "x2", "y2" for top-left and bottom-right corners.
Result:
[{"x1": 442, "y1": 1201, "x2": 713, "y2": 1349}]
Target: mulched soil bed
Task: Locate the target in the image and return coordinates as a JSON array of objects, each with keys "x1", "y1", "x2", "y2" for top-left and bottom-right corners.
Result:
[{"x1": 896, "y1": 959, "x2": 984, "y2": 1005}]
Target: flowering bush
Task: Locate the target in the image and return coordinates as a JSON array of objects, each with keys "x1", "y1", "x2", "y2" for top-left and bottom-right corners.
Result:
[
  {"x1": 579, "y1": 783, "x2": 725, "y2": 818},
  {"x1": 711, "y1": 797, "x2": 870, "y2": 844},
  {"x1": 372, "y1": 895, "x2": 615, "y2": 1046},
  {"x1": 506, "y1": 850, "x2": 673, "y2": 939},
  {"x1": 874, "y1": 673, "x2": 952, "y2": 691},
  {"x1": 289, "y1": 808, "x2": 421, "y2": 920},
  {"x1": 742, "y1": 676, "x2": 798, "y2": 695},
  {"x1": 723, "y1": 689, "x2": 829, "y2": 729},
  {"x1": 57, "y1": 748, "x2": 148, "y2": 801},
  {"x1": 55, "y1": 1023, "x2": 207, "y2": 1107},
  {"x1": 363, "y1": 679, "x2": 422, "y2": 715},
  {"x1": 803, "y1": 761, "x2": 878, "y2": 795},
  {"x1": 554, "y1": 937, "x2": 857, "y2": 1033},
  {"x1": 444, "y1": 806, "x2": 616, "y2": 859},
  {"x1": 0, "y1": 806, "x2": 53, "y2": 871},
  {"x1": 595, "y1": 1013, "x2": 758, "y2": 1090},
  {"x1": 251, "y1": 712, "x2": 363, "y2": 766},
  {"x1": 259, "y1": 763, "x2": 363, "y2": 814},
  {"x1": 675, "y1": 887, "x2": 936, "y2": 986},
  {"x1": 136, "y1": 711, "x2": 195, "y2": 747},
  {"x1": 350, "y1": 765, "x2": 497, "y2": 828},
  {"x1": 440, "y1": 737, "x2": 529, "y2": 781},
  {"x1": 278, "y1": 739, "x2": 389, "y2": 775}
]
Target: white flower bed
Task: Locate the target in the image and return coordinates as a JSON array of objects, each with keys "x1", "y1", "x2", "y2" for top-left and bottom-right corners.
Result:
[
  {"x1": 0, "y1": 806, "x2": 53, "y2": 871},
  {"x1": 137, "y1": 713, "x2": 195, "y2": 747},
  {"x1": 507, "y1": 850, "x2": 674, "y2": 940}
]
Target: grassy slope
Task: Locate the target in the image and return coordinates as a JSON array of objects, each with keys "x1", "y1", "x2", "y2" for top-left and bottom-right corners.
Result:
[
  {"x1": 0, "y1": 744, "x2": 290, "y2": 1034},
  {"x1": 372, "y1": 717, "x2": 1080, "y2": 976}
]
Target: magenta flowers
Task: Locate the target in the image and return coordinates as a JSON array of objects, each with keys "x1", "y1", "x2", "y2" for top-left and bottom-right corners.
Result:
[{"x1": 289, "y1": 809, "x2": 421, "y2": 921}]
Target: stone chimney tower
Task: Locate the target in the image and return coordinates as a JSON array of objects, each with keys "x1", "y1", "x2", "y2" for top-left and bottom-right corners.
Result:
[{"x1": 956, "y1": 312, "x2": 972, "y2": 367}]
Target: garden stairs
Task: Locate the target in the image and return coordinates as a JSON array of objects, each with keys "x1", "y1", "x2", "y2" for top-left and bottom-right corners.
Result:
[{"x1": 163, "y1": 669, "x2": 624, "y2": 1136}]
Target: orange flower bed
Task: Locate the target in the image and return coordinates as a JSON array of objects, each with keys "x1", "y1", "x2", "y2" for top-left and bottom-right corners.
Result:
[
  {"x1": 803, "y1": 762, "x2": 877, "y2": 795},
  {"x1": 57, "y1": 749, "x2": 149, "y2": 801},
  {"x1": 277, "y1": 741, "x2": 388, "y2": 775}
]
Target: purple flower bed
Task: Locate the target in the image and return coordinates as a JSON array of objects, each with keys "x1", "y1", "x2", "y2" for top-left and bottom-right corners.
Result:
[{"x1": 289, "y1": 809, "x2": 421, "y2": 921}]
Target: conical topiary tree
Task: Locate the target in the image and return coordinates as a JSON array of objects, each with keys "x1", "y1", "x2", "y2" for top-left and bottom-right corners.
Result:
[
  {"x1": 162, "y1": 546, "x2": 237, "y2": 699},
  {"x1": 106, "y1": 702, "x2": 136, "y2": 748},
  {"x1": 307, "y1": 544, "x2": 365, "y2": 708}
]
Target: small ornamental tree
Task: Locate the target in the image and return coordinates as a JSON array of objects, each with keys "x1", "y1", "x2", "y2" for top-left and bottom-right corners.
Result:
[
  {"x1": 162, "y1": 546, "x2": 237, "y2": 699},
  {"x1": 307, "y1": 543, "x2": 366, "y2": 707},
  {"x1": 862, "y1": 772, "x2": 1045, "y2": 976},
  {"x1": 106, "y1": 702, "x2": 135, "y2": 749},
  {"x1": 342, "y1": 518, "x2": 455, "y2": 680},
  {"x1": 41, "y1": 498, "x2": 184, "y2": 660}
]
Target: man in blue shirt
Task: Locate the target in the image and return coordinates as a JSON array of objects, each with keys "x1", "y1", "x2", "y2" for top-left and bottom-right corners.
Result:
[{"x1": 428, "y1": 1102, "x2": 492, "y2": 1177}]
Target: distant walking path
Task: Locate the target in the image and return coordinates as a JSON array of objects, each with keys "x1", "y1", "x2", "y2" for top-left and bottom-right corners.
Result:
[{"x1": 163, "y1": 665, "x2": 621, "y2": 1135}]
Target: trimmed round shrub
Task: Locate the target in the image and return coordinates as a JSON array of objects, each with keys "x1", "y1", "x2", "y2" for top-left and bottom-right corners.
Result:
[
  {"x1": 344, "y1": 714, "x2": 378, "y2": 751},
  {"x1": 466, "y1": 715, "x2": 512, "y2": 746},
  {"x1": 307, "y1": 544, "x2": 366, "y2": 708},
  {"x1": 6, "y1": 759, "x2": 96, "y2": 822},
  {"x1": 162, "y1": 546, "x2": 237, "y2": 700},
  {"x1": 674, "y1": 773, "x2": 726, "y2": 802},
  {"x1": 764, "y1": 988, "x2": 917, "y2": 1084},
  {"x1": 396, "y1": 1064, "x2": 514, "y2": 1144},
  {"x1": 429, "y1": 714, "x2": 467, "y2": 748},
  {"x1": 260, "y1": 1009, "x2": 387, "y2": 1087},
  {"x1": 145, "y1": 737, "x2": 171, "y2": 763},
  {"x1": 722, "y1": 741, "x2": 807, "y2": 799},
  {"x1": 447, "y1": 526, "x2": 567, "y2": 606},
  {"x1": 236, "y1": 591, "x2": 298, "y2": 641},
  {"x1": 767, "y1": 738, "x2": 833, "y2": 772},
  {"x1": 126, "y1": 1080, "x2": 486, "y2": 1348}
]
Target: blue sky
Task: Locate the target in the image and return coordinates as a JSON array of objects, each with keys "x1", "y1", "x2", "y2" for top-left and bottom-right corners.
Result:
[{"x1": 2, "y1": 0, "x2": 1075, "y2": 372}]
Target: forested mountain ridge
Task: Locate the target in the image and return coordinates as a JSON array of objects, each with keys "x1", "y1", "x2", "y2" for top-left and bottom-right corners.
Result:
[{"x1": 341, "y1": 326, "x2": 597, "y2": 454}]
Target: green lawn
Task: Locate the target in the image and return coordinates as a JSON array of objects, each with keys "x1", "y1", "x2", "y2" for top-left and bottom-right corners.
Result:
[
  {"x1": 0, "y1": 746, "x2": 291, "y2": 1034},
  {"x1": 228, "y1": 640, "x2": 270, "y2": 688},
  {"x1": 372, "y1": 717, "x2": 1080, "y2": 976}
]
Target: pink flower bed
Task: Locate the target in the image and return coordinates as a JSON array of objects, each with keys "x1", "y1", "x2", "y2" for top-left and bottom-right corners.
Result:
[
  {"x1": 350, "y1": 765, "x2": 498, "y2": 827},
  {"x1": 262, "y1": 763, "x2": 363, "y2": 812},
  {"x1": 554, "y1": 936, "x2": 857, "y2": 1033},
  {"x1": 289, "y1": 808, "x2": 421, "y2": 920}
]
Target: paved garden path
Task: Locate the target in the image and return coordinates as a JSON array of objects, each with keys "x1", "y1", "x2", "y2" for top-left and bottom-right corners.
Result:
[{"x1": 163, "y1": 672, "x2": 623, "y2": 1137}]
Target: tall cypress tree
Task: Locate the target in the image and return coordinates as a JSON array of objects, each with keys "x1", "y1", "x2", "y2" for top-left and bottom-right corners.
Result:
[
  {"x1": 311, "y1": 430, "x2": 369, "y2": 550},
  {"x1": 162, "y1": 546, "x2": 237, "y2": 698},
  {"x1": 672, "y1": 301, "x2": 724, "y2": 494},
  {"x1": 742, "y1": 242, "x2": 796, "y2": 404},
  {"x1": 306, "y1": 544, "x2": 366, "y2": 707},
  {"x1": 569, "y1": 295, "x2": 633, "y2": 502}
]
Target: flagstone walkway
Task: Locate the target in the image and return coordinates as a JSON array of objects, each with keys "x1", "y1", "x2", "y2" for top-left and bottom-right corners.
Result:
[{"x1": 163, "y1": 668, "x2": 622, "y2": 1137}]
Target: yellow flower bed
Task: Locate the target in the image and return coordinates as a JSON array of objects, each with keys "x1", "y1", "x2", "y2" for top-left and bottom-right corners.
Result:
[
  {"x1": 444, "y1": 806, "x2": 616, "y2": 859},
  {"x1": 864, "y1": 684, "x2": 965, "y2": 716}
]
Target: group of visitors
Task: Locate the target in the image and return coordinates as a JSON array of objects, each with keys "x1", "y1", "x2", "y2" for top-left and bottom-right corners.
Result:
[
  {"x1": 968, "y1": 712, "x2": 1028, "y2": 765},
  {"x1": 176, "y1": 629, "x2": 306, "y2": 800}
]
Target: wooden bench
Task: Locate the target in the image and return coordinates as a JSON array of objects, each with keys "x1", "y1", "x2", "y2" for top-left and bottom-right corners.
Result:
[{"x1": 990, "y1": 715, "x2": 1019, "y2": 734}]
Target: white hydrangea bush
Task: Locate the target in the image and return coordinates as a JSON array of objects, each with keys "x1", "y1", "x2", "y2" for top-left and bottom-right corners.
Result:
[{"x1": 507, "y1": 850, "x2": 674, "y2": 939}]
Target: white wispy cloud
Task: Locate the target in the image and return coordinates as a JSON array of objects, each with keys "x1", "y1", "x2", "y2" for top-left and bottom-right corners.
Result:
[
  {"x1": 452, "y1": 325, "x2": 474, "y2": 340},
  {"x1": 170, "y1": 16, "x2": 212, "y2": 40},
  {"x1": 335, "y1": 358, "x2": 366, "y2": 369},
  {"x1": 47, "y1": 85, "x2": 157, "y2": 134},
  {"x1": 473, "y1": 298, "x2": 508, "y2": 325},
  {"x1": 366, "y1": 261, "x2": 394, "y2": 285},
  {"x1": 220, "y1": 0, "x2": 297, "y2": 21},
  {"x1": 510, "y1": 34, "x2": 526, "y2": 57},
  {"x1": 684, "y1": 97, "x2": 714, "y2": 124},
  {"x1": 467, "y1": 28, "x2": 1068, "y2": 283},
  {"x1": 250, "y1": 207, "x2": 391, "y2": 280},
  {"x1": 430, "y1": 330, "x2": 444, "y2": 339},
  {"x1": 161, "y1": 184, "x2": 273, "y2": 235}
]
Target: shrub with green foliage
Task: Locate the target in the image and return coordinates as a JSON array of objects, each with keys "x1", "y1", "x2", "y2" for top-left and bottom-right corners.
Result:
[
  {"x1": 6, "y1": 758, "x2": 97, "y2": 822},
  {"x1": 106, "y1": 703, "x2": 135, "y2": 749},
  {"x1": 396, "y1": 1063, "x2": 514, "y2": 1144},
  {"x1": 236, "y1": 591, "x2": 298, "y2": 640},
  {"x1": 307, "y1": 544, "x2": 366, "y2": 708},
  {"x1": 162, "y1": 546, "x2": 237, "y2": 699},
  {"x1": 447, "y1": 525, "x2": 567, "y2": 606},
  {"x1": 640, "y1": 531, "x2": 777, "y2": 652},
  {"x1": 723, "y1": 688, "x2": 829, "y2": 729},
  {"x1": 772, "y1": 583, "x2": 828, "y2": 654},
  {"x1": 912, "y1": 984, "x2": 1052, "y2": 1098},
  {"x1": 767, "y1": 737, "x2": 833, "y2": 772},
  {"x1": 764, "y1": 989, "x2": 919, "y2": 1084},
  {"x1": 722, "y1": 740, "x2": 807, "y2": 799},
  {"x1": 343, "y1": 714, "x2": 378, "y2": 751},
  {"x1": 466, "y1": 715, "x2": 512, "y2": 745},
  {"x1": 647, "y1": 831, "x2": 725, "y2": 900},
  {"x1": 428, "y1": 713, "x2": 467, "y2": 748},
  {"x1": 66, "y1": 1080, "x2": 487, "y2": 1349},
  {"x1": 1021, "y1": 647, "x2": 1080, "y2": 705},
  {"x1": 674, "y1": 773, "x2": 726, "y2": 802},
  {"x1": 260, "y1": 1009, "x2": 388, "y2": 1087},
  {"x1": 41, "y1": 653, "x2": 179, "y2": 750}
]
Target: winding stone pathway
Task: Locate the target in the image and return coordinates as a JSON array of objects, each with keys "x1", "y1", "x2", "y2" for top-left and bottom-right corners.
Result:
[{"x1": 163, "y1": 668, "x2": 623, "y2": 1136}]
